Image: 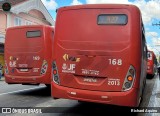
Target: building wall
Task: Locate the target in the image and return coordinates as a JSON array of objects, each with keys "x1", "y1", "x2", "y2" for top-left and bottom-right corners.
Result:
[
  {"x1": 0, "y1": 11, "x2": 7, "y2": 35},
  {"x1": 29, "y1": 9, "x2": 46, "y2": 20},
  {"x1": 9, "y1": 11, "x2": 50, "y2": 27},
  {"x1": 0, "y1": 0, "x2": 53, "y2": 73}
]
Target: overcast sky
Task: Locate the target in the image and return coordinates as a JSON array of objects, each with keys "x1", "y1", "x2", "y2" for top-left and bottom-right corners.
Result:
[{"x1": 42, "y1": 0, "x2": 160, "y2": 56}]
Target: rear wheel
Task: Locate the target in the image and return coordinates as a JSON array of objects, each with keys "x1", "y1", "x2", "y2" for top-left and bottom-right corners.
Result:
[
  {"x1": 45, "y1": 84, "x2": 51, "y2": 88},
  {"x1": 147, "y1": 74, "x2": 154, "y2": 79},
  {"x1": 78, "y1": 100, "x2": 89, "y2": 104},
  {"x1": 139, "y1": 77, "x2": 146, "y2": 107},
  {"x1": 143, "y1": 77, "x2": 146, "y2": 91}
]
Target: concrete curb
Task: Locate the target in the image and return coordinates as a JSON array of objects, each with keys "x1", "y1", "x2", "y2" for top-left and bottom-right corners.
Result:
[{"x1": 0, "y1": 77, "x2": 5, "y2": 81}]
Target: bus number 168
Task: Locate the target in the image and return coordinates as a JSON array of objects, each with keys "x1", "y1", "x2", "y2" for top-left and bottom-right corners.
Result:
[{"x1": 108, "y1": 59, "x2": 122, "y2": 65}]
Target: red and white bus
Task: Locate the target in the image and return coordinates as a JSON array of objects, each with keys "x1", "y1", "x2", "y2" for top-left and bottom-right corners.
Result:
[
  {"x1": 147, "y1": 50, "x2": 157, "y2": 77},
  {"x1": 5, "y1": 25, "x2": 54, "y2": 87},
  {"x1": 51, "y1": 4, "x2": 147, "y2": 107}
]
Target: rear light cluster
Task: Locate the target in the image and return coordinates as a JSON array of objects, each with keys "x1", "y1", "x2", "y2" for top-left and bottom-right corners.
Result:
[
  {"x1": 122, "y1": 65, "x2": 136, "y2": 91},
  {"x1": 147, "y1": 62, "x2": 150, "y2": 65},
  {"x1": 4, "y1": 60, "x2": 9, "y2": 74},
  {"x1": 40, "y1": 60, "x2": 48, "y2": 75},
  {"x1": 52, "y1": 61, "x2": 60, "y2": 85}
]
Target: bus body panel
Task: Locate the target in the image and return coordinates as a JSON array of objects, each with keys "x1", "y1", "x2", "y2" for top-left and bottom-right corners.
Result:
[
  {"x1": 51, "y1": 82, "x2": 139, "y2": 107},
  {"x1": 147, "y1": 51, "x2": 157, "y2": 76},
  {"x1": 52, "y1": 4, "x2": 147, "y2": 107},
  {"x1": 5, "y1": 73, "x2": 51, "y2": 84},
  {"x1": 5, "y1": 25, "x2": 54, "y2": 85}
]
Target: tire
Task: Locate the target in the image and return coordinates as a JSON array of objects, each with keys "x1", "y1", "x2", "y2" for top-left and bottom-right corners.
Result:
[{"x1": 45, "y1": 84, "x2": 51, "y2": 88}]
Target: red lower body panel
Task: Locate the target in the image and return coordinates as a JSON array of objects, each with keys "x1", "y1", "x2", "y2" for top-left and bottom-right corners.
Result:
[
  {"x1": 51, "y1": 82, "x2": 139, "y2": 107},
  {"x1": 4, "y1": 73, "x2": 51, "y2": 84},
  {"x1": 147, "y1": 69, "x2": 153, "y2": 75}
]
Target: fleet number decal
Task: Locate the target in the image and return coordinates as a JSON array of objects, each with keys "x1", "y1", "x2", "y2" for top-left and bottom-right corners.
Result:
[
  {"x1": 108, "y1": 59, "x2": 122, "y2": 65},
  {"x1": 108, "y1": 78, "x2": 120, "y2": 86},
  {"x1": 33, "y1": 56, "x2": 40, "y2": 61}
]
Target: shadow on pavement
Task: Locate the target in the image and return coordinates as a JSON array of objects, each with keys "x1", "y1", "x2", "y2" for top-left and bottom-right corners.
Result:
[
  {"x1": 11, "y1": 86, "x2": 51, "y2": 97},
  {"x1": 42, "y1": 102, "x2": 139, "y2": 116}
]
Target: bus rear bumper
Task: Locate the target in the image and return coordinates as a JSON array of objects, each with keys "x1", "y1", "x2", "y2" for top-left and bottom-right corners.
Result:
[
  {"x1": 4, "y1": 73, "x2": 51, "y2": 85},
  {"x1": 51, "y1": 82, "x2": 139, "y2": 107},
  {"x1": 147, "y1": 70, "x2": 154, "y2": 76}
]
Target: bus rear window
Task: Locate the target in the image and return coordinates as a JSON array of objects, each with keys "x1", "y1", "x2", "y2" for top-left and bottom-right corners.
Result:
[
  {"x1": 26, "y1": 31, "x2": 41, "y2": 38},
  {"x1": 98, "y1": 14, "x2": 128, "y2": 25}
]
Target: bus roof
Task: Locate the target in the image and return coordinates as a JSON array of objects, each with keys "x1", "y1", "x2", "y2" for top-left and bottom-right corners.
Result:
[
  {"x1": 6, "y1": 25, "x2": 53, "y2": 31},
  {"x1": 57, "y1": 4, "x2": 140, "y2": 12}
]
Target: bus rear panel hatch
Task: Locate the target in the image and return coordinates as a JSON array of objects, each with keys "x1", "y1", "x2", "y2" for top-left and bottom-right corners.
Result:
[
  {"x1": 5, "y1": 25, "x2": 54, "y2": 86},
  {"x1": 51, "y1": 4, "x2": 147, "y2": 107}
]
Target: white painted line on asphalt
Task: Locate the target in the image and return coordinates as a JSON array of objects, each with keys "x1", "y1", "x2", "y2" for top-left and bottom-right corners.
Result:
[
  {"x1": 153, "y1": 76, "x2": 160, "y2": 116},
  {"x1": 147, "y1": 77, "x2": 158, "y2": 107},
  {"x1": 0, "y1": 86, "x2": 44, "y2": 96},
  {"x1": 146, "y1": 75, "x2": 159, "y2": 116}
]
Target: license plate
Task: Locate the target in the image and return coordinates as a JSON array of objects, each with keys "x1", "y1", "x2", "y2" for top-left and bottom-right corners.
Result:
[
  {"x1": 83, "y1": 77, "x2": 97, "y2": 83},
  {"x1": 20, "y1": 69, "x2": 28, "y2": 72}
]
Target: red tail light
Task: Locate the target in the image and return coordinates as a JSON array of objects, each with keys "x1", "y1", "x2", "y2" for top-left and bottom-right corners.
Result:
[
  {"x1": 52, "y1": 61, "x2": 60, "y2": 84},
  {"x1": 122, "y1": 65, "x2": 136, "y2": 91},
  {"x1": 40, "y1": 60, "x2": 48, "y2": 75}
]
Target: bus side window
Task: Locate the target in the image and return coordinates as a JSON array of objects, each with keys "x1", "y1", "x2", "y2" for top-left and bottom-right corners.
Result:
[
  {"x1": 147, "y1": 52, "x2": 150, "y2": 58},
  {"x1": 154, "y1": 57, "x2": 158, "y2": 66},
  {"x1": 142, "y1": 23, "x2": 147, "y2": 60},
  {"x1": 52, "y1": 31, "x2": 54, "y2": 40}
]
